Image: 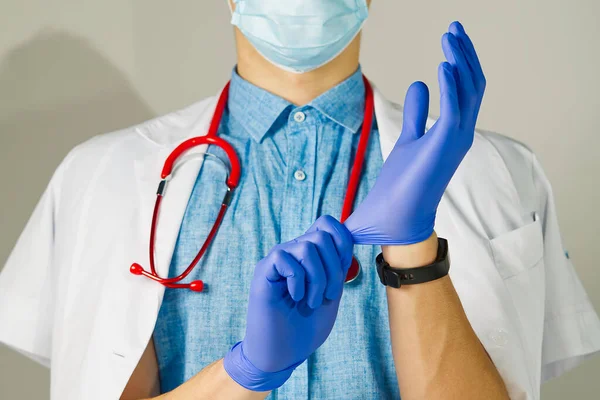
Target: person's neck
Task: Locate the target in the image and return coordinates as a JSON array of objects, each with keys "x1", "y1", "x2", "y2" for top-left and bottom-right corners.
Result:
[{"x1": 235, "y1": 30, "x2": 361, "y2": 106}]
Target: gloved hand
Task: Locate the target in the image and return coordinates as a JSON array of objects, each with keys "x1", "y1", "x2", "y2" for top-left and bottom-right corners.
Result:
[
  {"x1": 345, "y1": 21, "x2": 486, "y2": 245},
  {"x1": 224, "y1": 215, "x2": 353, "y2": 391}
]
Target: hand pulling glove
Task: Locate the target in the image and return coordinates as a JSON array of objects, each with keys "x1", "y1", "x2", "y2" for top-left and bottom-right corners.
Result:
[{"x1": 224, "y1": 215, "x2": 353, "y2": 391}]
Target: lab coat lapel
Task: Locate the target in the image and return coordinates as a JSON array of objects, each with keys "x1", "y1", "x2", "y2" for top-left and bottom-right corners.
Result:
[
  {"x1": 112, "y1": 98, "x2": 218, "y2": 367},
  {"x1": 132, "y1": 107, "x2": 218, "y2": 292},
  {"x1": 372, "y1": 84, "x2": 403, "y2": 161}
]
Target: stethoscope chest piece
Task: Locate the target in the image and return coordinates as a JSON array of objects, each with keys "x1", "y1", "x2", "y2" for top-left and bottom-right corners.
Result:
[{"x1": 345, "y1": 256, "x2": 361, "y2": 284}]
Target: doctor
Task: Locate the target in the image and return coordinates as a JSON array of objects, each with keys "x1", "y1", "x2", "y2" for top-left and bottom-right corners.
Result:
[{"x1": 1, "y1": 0, "x2": 599, "y2": 399}]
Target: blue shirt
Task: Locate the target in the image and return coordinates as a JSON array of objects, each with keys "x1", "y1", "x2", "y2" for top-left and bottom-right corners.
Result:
[{"x1": 154, "y1": 67, "x2": 400, "y2": 399}]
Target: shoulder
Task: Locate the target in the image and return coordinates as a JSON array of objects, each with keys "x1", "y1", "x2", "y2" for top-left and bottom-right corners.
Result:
[
  {"x1": 59, "y1": 95, "x2": 218, "y2": 173},
  {"x1": 468, "y1": 129, "x2": 538, "y2": 208},
  {"x1": 44, "y1": 95, "x2": 218, "y2": 206},
  {"x1": 473, "y1": 129, "x2": 535, "y2": 180}
]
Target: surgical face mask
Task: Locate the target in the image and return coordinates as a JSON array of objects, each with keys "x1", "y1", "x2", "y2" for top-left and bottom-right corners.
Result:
[{"x1": 229, "y1": 0, "x2": 369, "y2": 74}]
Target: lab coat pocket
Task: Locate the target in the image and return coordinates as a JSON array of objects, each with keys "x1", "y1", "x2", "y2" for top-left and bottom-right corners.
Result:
[
  {"x1": 489, "y1": 216, "x2": 545, "y2": 379},
  {"x1": 489, "y1": 216, "x2": 544, "y2": 280}
]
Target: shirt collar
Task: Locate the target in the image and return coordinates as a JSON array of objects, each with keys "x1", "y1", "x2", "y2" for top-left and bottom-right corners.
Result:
[
  {"x1": 228, "y1": 68, "x2": 292, "y2": 143},
  {"x1": 308, "y1": 66, "x2": 365, "y2": 134},
  {"x1": 227, "y1": 66, "x2": 366, "y2": 142}
]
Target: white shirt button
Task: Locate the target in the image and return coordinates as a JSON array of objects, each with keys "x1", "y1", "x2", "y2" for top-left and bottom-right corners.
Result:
[
  {"x1": 293, "y1": 111, "x2": 306, "y2": 123},
  {"x1": 294, "y1": 170, "x2": 306, "y2": 181}
]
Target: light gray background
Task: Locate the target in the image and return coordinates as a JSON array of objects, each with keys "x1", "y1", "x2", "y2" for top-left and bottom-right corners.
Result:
[{"x1": 0, "y1": 0, "x2": 598, "y2": 399}]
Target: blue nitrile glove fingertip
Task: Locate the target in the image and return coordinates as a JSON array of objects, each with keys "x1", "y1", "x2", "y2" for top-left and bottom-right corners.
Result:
[
  {"x1": 292, "y1": 291, "x2": 305, "y2": 303},
  {"x1": 449, "y1": 21, "x2": 464, "y2": 34},
  {"x1": 288, "y1": 277, "x2": 305, "y2": 302},
  {"x1": 308, "y1": 294, "x2": 323, "y2": 309},
  {"x1": 440, "y1": 61, "x2": 450, "y2": 72},
  {"x1": 440, "y1": 61, "x2": 455, "y2": 79},
  {"x1": 314, "y1": 215, "x2": 353, "y2": 272},
  {"x1": 447, "y1": 32, "x2": 459, "y2": 48},
  {"x1": 441, "y1": 32, "x2": 450, "y2": 47}
]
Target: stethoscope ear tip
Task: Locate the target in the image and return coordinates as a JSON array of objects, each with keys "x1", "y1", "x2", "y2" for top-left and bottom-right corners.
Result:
[
  {"x1": 130, "y1": 263, "x2": 144, "y2": 275},
  {"x1": 189, "y1": 280, "x2": 205, "y2": 292}
]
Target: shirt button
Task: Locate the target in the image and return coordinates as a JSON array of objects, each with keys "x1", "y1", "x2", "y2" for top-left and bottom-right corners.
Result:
[
  {"x1": 294, "y1": 170, "x2": 306, "y2": 181},
  {"x1": 293, "y1": 111, "x2": 306, "y2": 123}
]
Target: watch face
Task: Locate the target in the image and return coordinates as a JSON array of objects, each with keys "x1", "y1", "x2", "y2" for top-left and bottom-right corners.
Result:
[{"x1": 375, "y1": 254, "x2": 387, "y2": 286}]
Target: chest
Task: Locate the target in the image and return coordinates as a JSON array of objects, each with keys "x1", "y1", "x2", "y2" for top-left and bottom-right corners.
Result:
[{"x1": 49, "y1": 130, "x2": 547, "y2": 399}]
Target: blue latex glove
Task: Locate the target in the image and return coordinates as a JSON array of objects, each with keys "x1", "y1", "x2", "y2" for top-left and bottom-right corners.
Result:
[
  {"x1": 224, "y1": 215, "x2": 353, "y2": 391},
  {"x1": 345, "y1": 21, "x2": 486, "y2": 245}
]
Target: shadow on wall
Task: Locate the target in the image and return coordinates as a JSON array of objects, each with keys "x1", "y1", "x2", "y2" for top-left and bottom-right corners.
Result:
[
  {"x1": 0, "y1": 30, "x2": 154, "y2": 400},
  {"x1": 0, "y1": 29, "x2": 156, "y2": 240},
  {"x1": 0, "y1": 29, "x2": 155, "y2": 161}
]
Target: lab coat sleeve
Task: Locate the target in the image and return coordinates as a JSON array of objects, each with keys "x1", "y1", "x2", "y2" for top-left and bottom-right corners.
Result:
[
  {"x1": 532, "y1": 154, "x2": 600, "y2": 381},
  {"x1": 0, "y1": 155, "x2": 70, "y2": 368}
]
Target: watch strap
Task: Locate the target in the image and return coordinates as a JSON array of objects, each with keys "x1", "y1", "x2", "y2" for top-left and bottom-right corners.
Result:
[{"x1": 376, "y1": 238, "x2": 450, "y2": 288}]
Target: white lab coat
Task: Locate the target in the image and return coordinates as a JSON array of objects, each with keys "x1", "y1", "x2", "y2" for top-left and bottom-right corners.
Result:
[{"x1": 0, "y1": 83, "x2": 599, "y2": 400}]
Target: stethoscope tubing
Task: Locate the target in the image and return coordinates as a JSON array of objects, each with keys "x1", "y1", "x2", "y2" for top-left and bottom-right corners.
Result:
[{"x1": 130, "y1": 76, "x2": 374, "y2": 291}]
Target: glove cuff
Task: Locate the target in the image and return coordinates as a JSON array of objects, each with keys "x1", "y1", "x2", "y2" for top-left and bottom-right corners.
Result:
[{"x1": 223, "y1": 342, "x2": 299, "y2": 391}]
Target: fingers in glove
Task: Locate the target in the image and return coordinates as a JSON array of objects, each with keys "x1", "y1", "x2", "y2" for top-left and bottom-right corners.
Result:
[
  {"x1": 398, "y1": 81, "x2": 430, "y2": 145},
  {"x1": 263, "y1": 249, "x2": 306, "y2": 302},
  {"x1": 279, "y1": 240, "x2": 327, "y2": 309},
  {"x1": 448, "y1": 21, "x2": 486, "y2": 97},
  {"x1": 296, "y1": 229, "x2": 344, "y2": 301},
  {"x1": 442, "y1": 32, "x2": 477, "y2": 128},
  {"x1": 438, "y1": 61, "x2": 460, "y2": 131},
  {"x1": 305, "y1": 215, "x2": 354, "y2": 273},
  {"x1": 448, "y1": 21, "x2": 486, "y2": 121}
]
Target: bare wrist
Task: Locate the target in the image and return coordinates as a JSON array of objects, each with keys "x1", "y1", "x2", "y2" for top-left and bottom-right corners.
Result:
[{"x1": 381, "y1": 232, "x2": 438, "y2": 269}]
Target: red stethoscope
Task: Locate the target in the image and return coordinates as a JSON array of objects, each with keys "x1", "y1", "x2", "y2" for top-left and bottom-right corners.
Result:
[{"x1": 130, "y1": 75, "x2": 374, "y2": 292}]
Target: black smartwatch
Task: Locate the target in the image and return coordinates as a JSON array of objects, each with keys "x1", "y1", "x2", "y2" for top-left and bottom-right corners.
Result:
[{"x1": 376, "y1": 238, "x2": 450, "y2": 288}]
